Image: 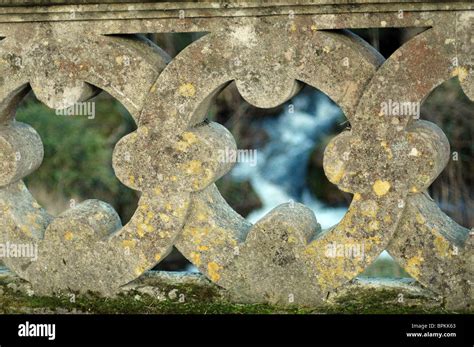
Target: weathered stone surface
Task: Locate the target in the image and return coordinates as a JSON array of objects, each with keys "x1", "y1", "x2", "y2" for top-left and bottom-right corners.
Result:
[
  {"x1": 0, "y1": 32, "x2": 188, "y2": 294},
  {"x1": 0, "y1": 1, "x2": 472, "y2": 310},
  {"x1": 0, "y1": 122, "x2": 43, "y2": 186}
]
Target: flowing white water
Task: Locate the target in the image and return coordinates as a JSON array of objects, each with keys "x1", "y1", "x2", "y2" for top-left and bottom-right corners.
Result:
[
  {"x1": 231, "y1": 90, "x2": 391, "y2": 259},
  {"x1": 187, "y1": 90, "x2": 390, "y2": 274},
  {"x1": 232, "y1": 91, "x2": 347, "y2": 228}
]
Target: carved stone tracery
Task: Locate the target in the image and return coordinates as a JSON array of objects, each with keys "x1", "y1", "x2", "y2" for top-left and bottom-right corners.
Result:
[{"x1": 0, "y1": 1, "x2": 472, "y2": 309}]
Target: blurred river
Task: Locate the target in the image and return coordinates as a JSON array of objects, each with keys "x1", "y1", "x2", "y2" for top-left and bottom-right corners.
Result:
[{"x1": 231, "y1": 90, "x2": 391, "y2": 259}]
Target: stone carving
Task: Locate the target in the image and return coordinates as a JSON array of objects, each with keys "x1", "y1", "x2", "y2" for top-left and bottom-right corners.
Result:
[
  {"x1": 0, "y1": 32, "x2": 187, "y2": 294},
  {"x1": 0, "y1": 2, "x2": 472, "y2": 309}
]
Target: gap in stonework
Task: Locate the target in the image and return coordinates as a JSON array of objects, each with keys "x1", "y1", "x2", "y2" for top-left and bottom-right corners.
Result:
[
  {"x1": 351, "y1": 27, "x2": 429, "y2": 59},
  {"x1": 15, "y1": 91, "x2": 139, "y2": 225},
  {"x1": 211, "y1": 83, "x2": 351, "y2": 227},
  {"x1": 421, "y1": 78, "x2": 474, "y2": 229},
  {"x1": 107, "y1": 32, "x2": 208, "y2": 59}
]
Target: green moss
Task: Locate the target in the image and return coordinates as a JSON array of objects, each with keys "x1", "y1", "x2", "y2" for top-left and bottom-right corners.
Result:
[
  {"x1": 0, "y1": 283, "x2": 465, "y2": 314},
  {"x1": 0, "y1": 285, "x2": 308, "y2": 314},
  {"x1": 324, "y1": 288, "x2": 451, "y2": 314}
]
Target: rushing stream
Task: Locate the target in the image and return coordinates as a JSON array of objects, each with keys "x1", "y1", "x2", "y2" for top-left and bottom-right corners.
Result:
[
  {"x1": 231, "y1": 89, "x2": 391, "y2": 259},
  {"x1": 232, "y1": 90, "x2": 347, "y2": 228},
  {"x1": 186, "y1": 89, "x2": 390, "y2": 273}
]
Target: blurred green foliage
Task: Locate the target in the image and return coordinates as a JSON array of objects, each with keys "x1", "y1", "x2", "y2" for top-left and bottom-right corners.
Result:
[
  {"x1": 16, "y1": 93, "x2": 138, "y2": 223},
  {"x1": 360, "y1": 258, "x2": 410, "y2": 278}
]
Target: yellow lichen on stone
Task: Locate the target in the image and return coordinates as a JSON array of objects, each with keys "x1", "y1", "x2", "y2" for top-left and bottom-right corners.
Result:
[
  {"x1": 137, "y1": 224, "x2": 146, "y2": 237},
  {"x1": 405, "y1": 251, "x2": 424, "y2": 278},
  {"x1": 416, "y1": 213, "x2": 426, "y2": 224},
  {"x1": 136, "y1": 208, "x2": 156, "y2": 236},
  {"x1": 64, "y1": 231, "x2": 74, "y2": 241},
  {"x1": 154, "y1": 253, "x2": 162, "y2": 262},
  {"x1": 336, "y1": 207, "x2": 355, "y2": 230},
  {"x1": 158, "y1": 213, "x2": 170, "y2": 223},
  {"x1": 184, "y1": 226, "x2": 204, "y2": 244},
  {"x1": 451, "y1": 66, "x2": 469, "y2": 82},
  {"x1": 190, "y1": 252, "x2": 201, "y2": 266},
  {"x1": 175, "y1": 132, "x2": 198, "y2": 152},
  {"x1": 353, "y1": 193, "x2": 362, "y2": 201},
  {"x1": 20, "y1": 225, "x2": 32, "y2": 236},
  {"x1": 325, "y1": 160, "x2": 345, "y2": 184},
  {"x1": 368, "y1": 220, "x2": 380, "y2": 231},
  {"x1": 178, "y1": 83, "x2": 196, "y2": 97},
  {"x1": 419, "y1": 175, "x2": 431, "y2": 185},
  {"x1": 367, "y1": 234, "x2": 382, "y2": 245},
  {"x1": 122, "y1": 239, "x2": 136, "y2": 248},
  {"x1": 197, "y1": 212, "x2": 207, "y2": 221},
  {"x1": 313, "y1": 255, "x2": 347, "y2": 293},
  {"x1": 174, "y1": 141, "x2": 188, "y2": 152},
  {"x1": 198, "y1": 245, "x2": 209, "y2": 251},
  {"x1": 380, "y1": 141, "x2": 393, "y2": 159},
  {"x1": 372, "y1": 180, "x2": 391, "y2": 196},
  {"x1": 134, "y1": 266, "x2": 145, "y2": 276},
  {"x1": 138, "y1": 126, "x2": 149, "y2": 136},
  {"x1": 360, "y1": 200, "x2": 379, "y2": 218},
  {"x1": 182, "y1": 132, "x2": 197, "y2": 143},
  {"x1": 27, "y1": 213, "x2": 40, "y2": 228},
  {"x1": 207, "y1": 262, "x2": 222, "y2": 282},
  {"x1": 434, "y1": 235, "x2": 451, "y2": 258},
  {"x1": 183, "y1": 160, "x2": 202, "y2": 175}
]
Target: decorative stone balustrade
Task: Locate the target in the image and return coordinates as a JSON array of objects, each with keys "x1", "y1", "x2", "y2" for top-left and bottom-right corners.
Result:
[{"x1": 0, "y1": 0, "x2": 472, "y2": 311}]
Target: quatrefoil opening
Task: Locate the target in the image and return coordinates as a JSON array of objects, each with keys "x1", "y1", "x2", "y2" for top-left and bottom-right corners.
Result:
[
  {"x1": 0, "y1": 32, "x2": 198, "y2": 294},
  {"x1": 136, "y1": 23, "x2": 433, "y2": 305},
  {"x1": 0, "y1": 19, "x2": 470, "y2": 309},
  {"x1": 350, "y1": 25, "x2": 473, "y2": 309}
]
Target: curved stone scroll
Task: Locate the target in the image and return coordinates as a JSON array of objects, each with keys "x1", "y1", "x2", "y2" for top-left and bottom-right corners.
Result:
[
  {"x1": 0, "y1": 17, "x2": 471, "y2": 308},
  {"x1": 354, "y1": 18, "x2": 473, "y2": 309},
  {"x1": 168, "y1": 21, "x2": 470, "y2": 306},
  {"x1": 127, "y1": 21, "x2": 446, "y2": 305},
  {"x1": 0, "y1": 31, "x2": 203, "y2": 295}
]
